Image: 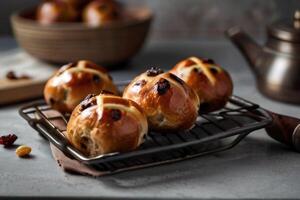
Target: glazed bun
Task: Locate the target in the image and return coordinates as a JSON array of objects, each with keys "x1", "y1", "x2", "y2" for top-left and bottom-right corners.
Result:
[
  {"x1": 123, "y1": 67, "x2": 200, "y2": 131},
  {"x1": 44, "y1": 60, "x2": 118, "y2": 114},
  {"x1": 37, "y1": 0, "x2": 80, "y2": 24},
  {"x1": 83, "y1": 0, "x2": 120, "y2": 26},
  {"x1": 59, "y1": 0, "x2": 89, "y2": 9},
  {"x1": 171, "y1": 56, "x2": 233, "y2": 113},
  {"x1": 66, "y1": 93, "x2": 148, "y2": 156}
]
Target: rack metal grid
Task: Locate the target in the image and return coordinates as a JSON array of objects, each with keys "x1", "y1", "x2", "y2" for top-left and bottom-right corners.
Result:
[{"x1": 19, "y1": 84, "x2": 272, "y2": 175}]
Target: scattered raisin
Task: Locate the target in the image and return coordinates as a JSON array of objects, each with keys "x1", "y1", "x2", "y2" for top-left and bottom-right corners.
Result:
[
  {"x1": 146, "y1": 67, "x2": 164, "y2": 77},
  {"x1": 202, "y1": 58, "x2": 215, "y2": 64},
  {"x1": 92, "y1": 74, "x2": 101, "y2": 84},
  {"x1": 6, "y1": 71, "x2": 31, "y2": 80},
  {"x1": 156, "y1": 78, "x2": 170, "y2": 95},
  {"x1": 6, "y1": 71, "x2": 17, "y2": 79},
  {"x1": 110, "y1": 109, "x2": 122, "y2": 121},
  {"x1": 0, "y1": 134, "x2": 18, "y2": 147},
  {"x1": 169, "y1": 73, "x2": 184, "y2": 85}
]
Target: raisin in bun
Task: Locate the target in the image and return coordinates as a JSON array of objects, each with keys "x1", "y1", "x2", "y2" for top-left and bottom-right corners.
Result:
[
  {"x1": 44, "y1": 60, "x2": 118, "y2": 114},
  {"x1": 123, "y1": 67, "x2": 200, "y2": 131},
  {"x1": 171, "y1": 57, "x2": 233, "y2": 113},
  {"x1": 83, "y1": 0, "x2": 120, "y2": 26},
  {"x1": 66, "y1": 93, "x2": 148, "y2": 156},
  {"x1": 37, "y1": 0, "x2": 80, "y2": 24}
]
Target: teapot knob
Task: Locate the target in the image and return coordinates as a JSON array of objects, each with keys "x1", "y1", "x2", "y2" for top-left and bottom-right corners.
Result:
[{"x1": 294, "y1": 10, "x2": 300, "y2": 28}]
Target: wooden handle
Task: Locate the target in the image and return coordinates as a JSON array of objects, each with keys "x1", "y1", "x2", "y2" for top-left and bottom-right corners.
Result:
[{"x1": 265, "y1": 110, "x2": 300, "y2": 151}]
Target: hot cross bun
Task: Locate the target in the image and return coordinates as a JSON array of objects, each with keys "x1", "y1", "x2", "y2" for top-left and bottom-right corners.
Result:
[
  {"x1": 171, "y1": 57, "x2": 233, "y2": 113},
  {"x1": 44, "y1": 60, "x2": 118, "y2": 114},
  {"x1": 36, "y1": 0, "x2": 80, "y2": 24},
  {"x1": 83, "y1": 0, "x2": 120, "y2": 26},
  {"x1": 123, "y1": 67, "x2": 200, "y2": 131},
  {"x1": 66, "y1": 92, "x2": 148, "y2": 156}
]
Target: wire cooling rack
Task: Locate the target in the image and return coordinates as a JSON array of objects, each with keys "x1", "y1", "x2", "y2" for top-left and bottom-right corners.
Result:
[{"x1": 19, "y1": 83, "x2": 272, "y2": 175}]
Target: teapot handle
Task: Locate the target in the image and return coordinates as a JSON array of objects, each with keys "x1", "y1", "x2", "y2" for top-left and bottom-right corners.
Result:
[{"x1": 265, "y1": 110, "x2": 300, "y2": 152}]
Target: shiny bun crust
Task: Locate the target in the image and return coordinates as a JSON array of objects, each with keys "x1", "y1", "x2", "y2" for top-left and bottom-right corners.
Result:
[
  {"x1": 123, "y1": 68, "x2": 200, "y2": 131},
  {"x1": 171, "y1": 57, "x2": 233, "y2": 113},
  {"x1": 44, "y1": 60, "x2": 118, "y2": 113},
  {"x1": 83, "y1": 0, "x2": 120, "y2": 26},
  {"x1": 60, "y1": 0, "x2": 89, "y2": 9},
  {"x1": 36, "y1": 0, "x2": 80, "y2": 24},
  {"x1": 66, "y1": 93, "x2": 148, "y2": 156}
]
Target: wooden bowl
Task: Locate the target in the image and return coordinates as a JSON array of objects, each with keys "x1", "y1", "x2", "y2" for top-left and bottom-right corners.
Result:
[{"x1": 11, "y1": 6, "x2": 152, "y2": 66}]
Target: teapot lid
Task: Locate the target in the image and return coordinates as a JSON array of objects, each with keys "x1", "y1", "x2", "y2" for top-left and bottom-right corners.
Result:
[{"x1": 268, "y1": 10, "x2": 300, "y2": 42}]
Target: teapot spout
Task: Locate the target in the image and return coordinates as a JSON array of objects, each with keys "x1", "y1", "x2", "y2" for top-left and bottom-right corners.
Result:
[{"x1": 226, "y1": 27, "x2": 262, "y2": 75}]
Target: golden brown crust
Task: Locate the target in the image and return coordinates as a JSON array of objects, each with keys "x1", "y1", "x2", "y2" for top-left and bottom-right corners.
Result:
[
  {"x1": 170, "y1": 57, "x2": 233, "y2": 113},
  {"x1": 36, "y1": 0, "x2": 80, "y2": 24},
  {"x1": 123, "y1": 68, "x2": 200, "y2": 131},
  {"x1": 44, "y1": 60, "x2": 118, "y2": 114},
  {"x1": 82, "y1": 0, "x2": 120, "y2": 26},
  {"x1": 66, "y1": 94, "x2": 148, "y2": 157},
  {"x1": 60, "y1": 0, "x2": 89, "y2": 10}
]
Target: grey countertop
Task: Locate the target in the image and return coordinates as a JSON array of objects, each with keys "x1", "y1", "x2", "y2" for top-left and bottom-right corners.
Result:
[{"x1": 0, "y1": 37, "x2": 300, "y2": 199}]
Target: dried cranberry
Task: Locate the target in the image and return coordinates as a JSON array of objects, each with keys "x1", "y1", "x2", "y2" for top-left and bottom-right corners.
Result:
[
  {"x1": 0, "y1": 134, "x2": 18, "y2": 147},
  {"x1": 110, "y1": 109, "x2": 122, "y2": 121},
  {"x1": 146, "y1": 67, "x2": 164, "y2": 77},
  {"x1": 156, "y1": 78, "x2": 170, "y2": 95}
]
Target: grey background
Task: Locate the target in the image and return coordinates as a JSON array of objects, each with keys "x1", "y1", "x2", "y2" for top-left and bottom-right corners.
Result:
[{"x1": 1, "y1": 0, "x2": 300, "y2": 39}]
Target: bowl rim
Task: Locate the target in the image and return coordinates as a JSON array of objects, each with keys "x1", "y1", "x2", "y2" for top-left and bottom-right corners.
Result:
[{"x1": 11, "y1": 6, "x2": 153, "y2": 30}]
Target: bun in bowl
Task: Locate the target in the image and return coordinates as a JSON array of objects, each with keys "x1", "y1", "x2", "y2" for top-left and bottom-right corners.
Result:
[
  {"x1": 36, "y1": 0, "x2": 80, "y2": 24},
  {"x1": 83, "y1": 0, "x2": 121, "y2": 26}
]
